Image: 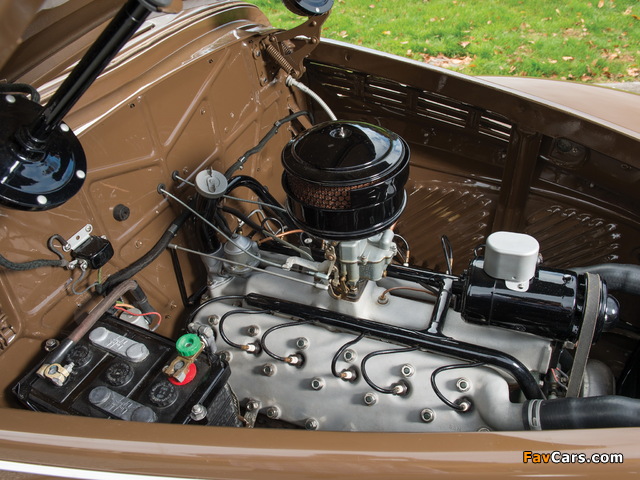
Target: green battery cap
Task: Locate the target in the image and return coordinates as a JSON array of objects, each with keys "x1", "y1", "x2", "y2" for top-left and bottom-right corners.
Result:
[{"x1": 176, "y1": 334, "x2": 201, "y2": 357}]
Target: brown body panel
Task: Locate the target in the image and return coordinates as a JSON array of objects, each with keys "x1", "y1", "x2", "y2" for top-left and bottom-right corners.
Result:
[{"x1": 0, "y1": 408, "x2": 638, "y2": 479}]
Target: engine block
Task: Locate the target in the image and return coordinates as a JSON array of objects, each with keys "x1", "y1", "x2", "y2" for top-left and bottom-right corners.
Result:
[{"x1": 194, "y1": 268, "x2": 552, "y2": 432}]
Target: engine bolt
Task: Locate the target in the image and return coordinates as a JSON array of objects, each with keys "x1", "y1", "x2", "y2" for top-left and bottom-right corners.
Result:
[
  {"x1": 247, "y1": 400, "x2": 260, "y2": 411},
  {"x1": 343, "y1": 349, "x2": 356, "y2": 362},
  {"x1": 295, "y1": 337, "x2": 309, "y2": 350},
  {"x1": 246, "y1": 325, "x2": 260, "y2": 337},
  {"x1": 305, "y1": 418, "x2": 319, "y2": 430},
  {"x1": 219, "y1": 350, "x2": 232, "y2": 362},
  {"x1": 44, "y1": 339, "x2": 60, "y2": 352},
  {"x1": 456, "y1": 378, "x2": 471, "y2": 392},
  {"x1": 262, "y1": 363, "x2": 276, "y2": 377},
  {"x1": 310, "y1": 377, "x2": 325, "y2": 391},
  {"x1": 477, "y1": 427, "x2": 491, "y2": 432},
  {"x1": 363, "y1": 392, "x2": 378, "y2": 406},
  {"x1": 207, "y1": 315, "x2": 219, "y2": 326},
  {"x1": 420, "y1": 408, "x2": 435, "y2": 423},
  {"x1": 266, "y1": 406, "x2": 281, "y2": 419},
  {"x1": 190, "y1": 404, "x2": 207, "y2": 422},
  {"x1": 400, "y1": 364, "x2": 415, "y2": 377}
]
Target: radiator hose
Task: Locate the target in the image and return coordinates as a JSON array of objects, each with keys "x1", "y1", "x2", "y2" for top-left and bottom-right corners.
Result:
[
  {"x1": 572, "y1": 264, "x2": 640, "y2": 296},
  {"x1": 524, "y1": 395, "x2": 640, "y2": 430}
]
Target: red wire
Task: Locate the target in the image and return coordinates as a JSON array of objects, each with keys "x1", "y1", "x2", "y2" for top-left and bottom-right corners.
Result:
[{"x1": 114, "y1": 306, "x2": 162, "y2": 330}]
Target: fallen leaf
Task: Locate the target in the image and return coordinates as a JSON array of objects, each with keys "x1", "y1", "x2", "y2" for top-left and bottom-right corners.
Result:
[
  {"x1": 460, "y1": 41, "x2": 470, "y2": 48},
  {"x1": 369, "y1": 4, "x2": 375, "y2": 8},
  {"x1": 548, "y1": 58, "x2": 558, "y2": 64},
  {"x1": 339, "y1": 30, "x2": 348, "y2": 38},
  {"x1": 628, "y1": 68, "x2": 640, "y2": 77},
  {"x1": 623, "y1": 7, "x2": 632, "y2": 15},
  {"x1": 597, "y1": 0, "x2": 604, "y2": 8},
  {"x1": 382, "y1": 30, "x2": 391, "y2": 35},
  {"x1": 420, "y1": 53, "x2": 474, "y2": 70},
  {"x1": 562, "y1": 56, "x2": 574, "y2": 61}
]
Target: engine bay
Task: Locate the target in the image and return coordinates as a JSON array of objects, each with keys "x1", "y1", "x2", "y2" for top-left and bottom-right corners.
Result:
[
  {"x1": 10, "y1": 117, "x2": 628, "y2": 433},
  {"x1": 1, "y1": 0, "x2": 640, "y2": 439}
]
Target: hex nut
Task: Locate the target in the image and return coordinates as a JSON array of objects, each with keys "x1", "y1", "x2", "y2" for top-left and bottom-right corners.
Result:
[
  {"x1": 420, "y1": 408, "x2": 435, "y2": 423},
  {"x1": 295, "y1": 337, "x2": 309, "y2": 349},
  {"x1": 343, "y1": 349, "x2": 356, "y2": 362},
  {"x1": 44, "y1": 339, "x2": 60, "y2": 352},
  {"x1": 262, "y1": 363, "x2": 276, "y2": 377},
  {"x1": 247, "y1": 325, "x2": 260, "y2": 337},
  {"x1": 266, "y1": 406, "x2": 281, "y2": 419},
  {"x1": 456, "y1": 377, "x2": 471, "y2": 392},
  {"x1": 310, "y1": 377, "x2": 325, "y2": 390},
  {"x1": 190, "y1": 404, "x2": 207, "y2": 421},
  {"x1": 305, "y1": 418, "x2": 319, "y2": 430},
  {"x1": 363, "y1": 392, "x2": 378, "y2": 406},
  {"x1": 400, "y1": 364, "x2": 415, "y2": 377}
]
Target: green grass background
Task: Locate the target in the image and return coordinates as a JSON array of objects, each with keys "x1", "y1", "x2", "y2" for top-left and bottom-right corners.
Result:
[{"x1": 249, "y1": 0, "x2": 639, "y2": 82}]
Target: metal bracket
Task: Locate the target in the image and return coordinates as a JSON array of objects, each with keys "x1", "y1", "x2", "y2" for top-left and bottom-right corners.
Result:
[
  {"x1": 260, "y1": 13, "x2": 329, "y2": 79},
  {"x1": 63, "y1": 224, "x2": 93, "y2": 252},
  {"x1": 243, "y1": 398, "x2": 262, "y2": 428}
]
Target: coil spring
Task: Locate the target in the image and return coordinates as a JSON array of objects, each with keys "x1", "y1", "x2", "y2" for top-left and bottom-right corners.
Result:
[{"x1": 265, "y1": 44, "x2": 294, "y2": 75}]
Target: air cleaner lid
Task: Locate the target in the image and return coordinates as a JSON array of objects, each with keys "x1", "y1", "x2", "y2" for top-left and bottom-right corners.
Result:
[
  {"x1": 282, "y1": 121, "x2": 408, "y2": 186},
  {"x1": 281, "y1": 121, "x2": 410, "y2": 240}
]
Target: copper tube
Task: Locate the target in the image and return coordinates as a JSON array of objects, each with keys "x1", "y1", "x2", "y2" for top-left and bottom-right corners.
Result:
[{"x1": 258, "y1": 229, "x2": 305, "y2": 245}]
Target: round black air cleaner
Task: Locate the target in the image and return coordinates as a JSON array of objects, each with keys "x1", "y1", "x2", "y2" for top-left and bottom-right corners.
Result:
[{"x1": 282, "y1": 121, "x2": 410, "y2": 240}]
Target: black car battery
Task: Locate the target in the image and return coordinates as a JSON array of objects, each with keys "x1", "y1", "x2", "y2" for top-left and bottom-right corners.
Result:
[{"x1": 13, "y1": 313, "x2": 241, "y2": 426}]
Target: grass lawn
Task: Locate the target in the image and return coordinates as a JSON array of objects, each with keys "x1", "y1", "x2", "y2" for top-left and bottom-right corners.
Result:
[{"x1": 249, "y1": 0, "x2": 639, "y2": 83}]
